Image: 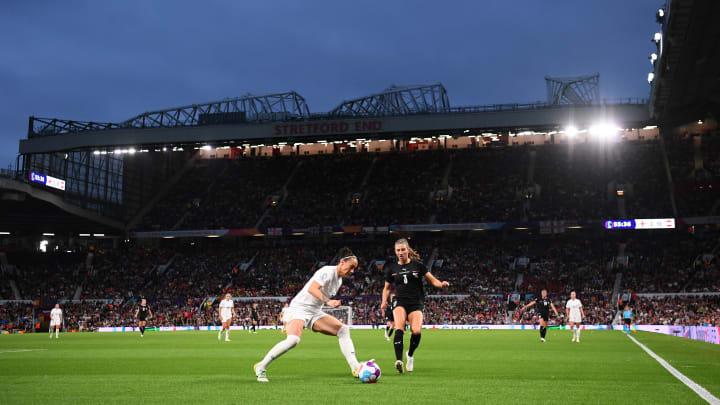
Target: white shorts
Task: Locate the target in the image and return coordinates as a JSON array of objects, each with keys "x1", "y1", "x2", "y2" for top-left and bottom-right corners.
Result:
[
  {"x1": 50, "y1": 321, "x2": 60, "y2": 327},
  {"x1": 569, "y1": 315, "x2": 582, "y2": 323},
  {"x1": 286, "y1": 306, "x2": 329, "y2": 330},
  {"x1": 221, "y1": 317, "x2": 232, "y2": 323}
]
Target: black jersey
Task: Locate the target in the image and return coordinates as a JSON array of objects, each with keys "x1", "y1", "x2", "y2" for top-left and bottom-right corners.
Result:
[
  {"x1": 534, "y1": 297, "x2": 552, "y2": 316},
  {"x1": 251, "y1": 308, "x2": 259, "y2": 320},
  {"x1": 137, "y1": 305, "x2": 149, "y2": 320},
  {"x1": 384, "y1": 260, "x2": 428, "y2": 304}
]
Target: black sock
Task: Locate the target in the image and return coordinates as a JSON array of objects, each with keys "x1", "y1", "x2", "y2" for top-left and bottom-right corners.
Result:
[
  {"x1": 540, "y1": 326, "x2": 546, "y2": 339},
  {"x1": 408, "y1": 333, "x2": 421, "y2": 356},
  {"x1": 393, "y1": 330, "x2": 404, "y2": 361},
  {"x1": 388, "y1": 328, "x2": 394, "y2": 337},
  {"x1": 140, "y1": 326, "x2": 144, "y2": 334}
]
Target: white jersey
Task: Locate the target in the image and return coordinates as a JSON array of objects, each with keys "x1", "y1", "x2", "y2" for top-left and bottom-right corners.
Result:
[
  {"x1": 566, "y1": 298, "x2": 583, "y2": 321},
  {"x1": 290, "y1": 266, "x2": 342, "y2": 313},
  {"x1": 219, "y1": 299, "x2": 234, "y2": 319},
  {"x1": 50, "y1": 308, "x2": 62, "y2": 323}
]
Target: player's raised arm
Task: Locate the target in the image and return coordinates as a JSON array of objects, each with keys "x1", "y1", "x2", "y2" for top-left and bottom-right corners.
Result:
[
  {"x1": 550, "y1": 302, "x2": 559, "y2": 317},
  {"x1": 134, "y1": 308, "x2": 139, "y2": 319}
]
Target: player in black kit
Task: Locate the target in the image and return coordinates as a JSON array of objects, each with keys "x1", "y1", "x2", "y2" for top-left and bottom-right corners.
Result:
[
  {"x1": 134, "y1": 298, "x2": 153, "y2": 337},
  {"x1": 381, "y1": 239, "x2": 449, "y2": 374},
  {"x1": 519, "y1": 289, "x2": 559, "y2": 342},
  {"x1": 250, "y1": 302, "x2": 259, "y2": 334},
  {"x1": 383, "y1": 293, "x2": 396, "y2": 341}
]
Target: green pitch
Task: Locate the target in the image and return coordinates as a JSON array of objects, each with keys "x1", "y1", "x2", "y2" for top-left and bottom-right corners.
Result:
[{"x1": 1, "y1": 329, "x2": 719, "y2": 404}]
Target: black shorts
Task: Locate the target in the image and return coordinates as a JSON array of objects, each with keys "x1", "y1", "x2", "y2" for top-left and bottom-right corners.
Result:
[
  {"x1": 252, "y1": 317, "x2": 259, "y2": 323},
  {"x1": 624, "y1": 318, "x2": 632, "y2": 325},
  {"x1": 395, "y1": 300, "x2": 424, "y2": 315},
  {"x1": 539, "y1": 313, "x2": 549, "y2": 322},
  {"x1": 385, "y1": 311, "x2": 395, "y2": 323},
  {"x1": 137, "y1": 316, "x2": 147, "y2": 322}
]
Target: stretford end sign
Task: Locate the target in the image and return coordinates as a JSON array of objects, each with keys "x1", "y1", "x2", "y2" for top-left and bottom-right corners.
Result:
[{"x1": 273, "y1": 120, "x2": 383, "y2": 136}]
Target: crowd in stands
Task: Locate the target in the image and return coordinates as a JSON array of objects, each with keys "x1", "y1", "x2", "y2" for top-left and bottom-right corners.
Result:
[
  {"x1": 630, "y1": 295, "x2": 720, "y2": 326},
  {"x1": 436, "y1": 148, "x2": 525, "y2": 223},
  {"x1": 529, "y1": 142, "x2": 672, "y2": 221},
  {"x1": 8, "y1": 252, "x2": 85, "y2": 302},
  {"x1": 132, "y1": 138, "x2": 694, "y2": 232},
  {"x1": 264, "y1": 154, "x2": 370, "y2": 228}
]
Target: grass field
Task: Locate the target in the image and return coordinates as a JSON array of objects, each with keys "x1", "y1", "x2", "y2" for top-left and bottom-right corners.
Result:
[{"x1": 1, "y1": 329, "x2": 719, "y2": 404}]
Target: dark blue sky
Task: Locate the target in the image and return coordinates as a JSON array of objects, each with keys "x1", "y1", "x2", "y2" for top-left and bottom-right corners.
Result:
[{"x1": 0, "y1": 0, "x2": 658, "y2": 169}]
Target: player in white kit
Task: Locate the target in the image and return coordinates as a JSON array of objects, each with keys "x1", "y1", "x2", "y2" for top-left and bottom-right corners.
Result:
[
  {"x1": 218, "y1": 293, "x2": 235, "y2": 342},
  {"x1": 253, "y1": 247, "x2": 364, "y2": 382},
  {"x1": 565, "y1": 291, "x2": 584, "y2": 343},
  {"x1": 49, "y1": 304, "x2": 62, "y2": 339}
]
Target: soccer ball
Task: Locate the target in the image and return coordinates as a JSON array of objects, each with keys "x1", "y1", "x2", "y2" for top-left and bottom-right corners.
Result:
[{"x1": 357, "y1": 360, "x2": 381, "y2": 383}]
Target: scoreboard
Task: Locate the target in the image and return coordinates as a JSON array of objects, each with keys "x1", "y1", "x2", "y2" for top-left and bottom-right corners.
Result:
[{"x1": 604, "y1": 218, "x2": 675, "y2": 230}]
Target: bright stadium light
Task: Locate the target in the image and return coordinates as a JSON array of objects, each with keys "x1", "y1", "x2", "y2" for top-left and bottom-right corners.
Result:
[
  {"x1": 42, "y1": 232, "x2": 55, "y2": 236},
  {"x1": 93, "y1": 233, "x2": 105, "y2": 237},
  {"x1": 0, "y1": 231, "x2": 10, "y2": 235},
  {"x1": 648, "y1": 72, "x2": 655, "y2": 83},
  {"x1": 590, "y1": 123, "x2": 620, "y2": 141},
  {"x1": 656, "y1": 8, "x2": 665, "y2": 23},
  {"x1": 79, "y1": 233, "x2": 91, "y2": 237},
  {"x1": 200, "y1": 145, "x2": 212, "y2": 150},
  {"x1": 653, "y1": 32, "x2": 662, "y2": 43},
  {"x1": 565, "y1": 126, "x2": 578, "y2": 137},
  {"x1": 128, "y1": 148, "x2": 136, "y2": 154},
  {"x1": 649, "y1": 53, "x2": 657, "y2": 64},
  {"x1": 93, "y1": 150, "x2": 100, "y2": 155},
  {"x1": 162, "y1": 147, "x2": 167, "y2": 152}
]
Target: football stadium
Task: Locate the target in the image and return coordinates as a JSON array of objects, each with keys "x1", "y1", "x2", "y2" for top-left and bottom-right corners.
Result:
[{"x1": 2, "y1": 2, "x2": 720, "y2": 404}]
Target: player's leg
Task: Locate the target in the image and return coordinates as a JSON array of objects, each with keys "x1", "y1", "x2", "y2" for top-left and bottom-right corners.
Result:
[
  {"x1": 388, "y1": 320, "x2": 394, "y2": 338},
  {"x1": 405, "y1": 310, "x2": 423, "y2": 372},
  {"x1": 312, "y1": 315, "x2": 360, "y2": 374},
  {"x1": 539, "y1": 318, "x2": 547, "y2": 342},
  {"x1": 576, "y1": 323, "x2": 581, "y2": 342},
  {"x1": 392, "y1": 306, "x2": 408, "y2": 373},
  {"x1": 255, "y1": 318, "x2": 304, "y2": 381},
  {"x1": 49, "y1": 323, "x2": 53, "y2": 338}
]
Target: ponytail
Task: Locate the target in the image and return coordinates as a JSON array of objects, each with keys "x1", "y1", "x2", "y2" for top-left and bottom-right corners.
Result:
[{"x1": 395, "y1": 238, "x2": 421, "y2": 261}]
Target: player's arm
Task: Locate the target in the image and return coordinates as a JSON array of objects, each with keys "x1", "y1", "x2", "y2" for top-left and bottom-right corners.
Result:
[
  {"x1": 381, "y1": 281, "x2": 391, "y2": 313},
  {"x1": 218, "y1": 305, "x2": 223, "y2": 319},
  {"x1": 565, "y1": 306, "x2": 570, "y2": 318},
  {"x1": 424, "y1": 272, "x2": 449, "y2": 288},
  {"x1": 520, "y1": 301, "x2": 536, "y2": 312},
  {"x1": 580, "y1": 306, "x2": 584, "y2": 320},
  {"x1": 550, "y1": 303, "x2": 559, "y2": 317},
  {"x1": 232, "y1": 306, "x2": 236, "y2": 318},
  {"x1": 307, "y1": 281, "x2": 340, "y2": 308},
  {"x1": 134, "y1": 309, "x2": 139, "y2": 319},
  {"x1": 148, "y1": 309, "x2": 153, "y2": 319}
]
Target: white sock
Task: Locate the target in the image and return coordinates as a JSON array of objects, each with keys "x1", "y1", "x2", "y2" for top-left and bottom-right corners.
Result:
[
  {"x1": 259, "y1": 335, "x2": 300, "y2": 369},
  {"x1": 226, "y1": 330, "x2": 230, "y2": 339},
  {"x1": 337, "y1": 325, "x2": 360, "y2": 371},
  {"x1": 56, "y1": 329, "x2": 59, "y2": 338},
  {"x1": 576, "y1": 327, "x2": 581, "y2": 340}
]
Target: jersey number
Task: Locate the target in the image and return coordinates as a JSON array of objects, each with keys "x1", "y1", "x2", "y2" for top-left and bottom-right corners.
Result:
[{"x1": 402, "y1": 275, "x2": 408, "y2": 284}]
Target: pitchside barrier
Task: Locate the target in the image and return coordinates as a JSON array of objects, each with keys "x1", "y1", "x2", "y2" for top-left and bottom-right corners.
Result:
[{"x1": 93, "y1": 324, "x2": 719, "y2": 344}]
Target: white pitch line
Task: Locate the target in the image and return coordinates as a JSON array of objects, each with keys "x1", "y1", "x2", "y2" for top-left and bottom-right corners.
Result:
[
  {"x1": 0, "y1": 349, "x2": 48, "y2": 354},
  {"x1": 628, "y1": 334, "x2": 720, "y2": 405}
]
